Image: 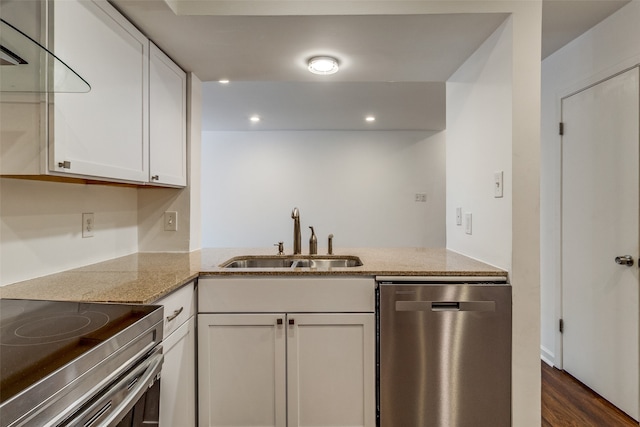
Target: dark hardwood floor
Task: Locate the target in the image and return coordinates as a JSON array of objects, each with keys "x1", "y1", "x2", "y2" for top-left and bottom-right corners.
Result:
[{"x1": 542, "y1": 361, "x2": 638, "y2": 426}]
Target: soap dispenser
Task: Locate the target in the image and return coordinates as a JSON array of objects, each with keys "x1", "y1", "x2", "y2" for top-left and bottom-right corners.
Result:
[{"x1": 309, "y1": 226, "x2": 317, "y2": 255}]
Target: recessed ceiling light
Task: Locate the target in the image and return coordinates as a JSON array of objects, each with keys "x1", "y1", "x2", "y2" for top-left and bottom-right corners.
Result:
[
  {"x1": 219, "y1": 79, "x2": 230, "y2": 84},
  {"x1": 365, "y1": 116, "x2": 376, "y2": 122},
  {"x1": 250, "y1": 115, "x2": 261, "y2": 123},
  {"x1": 308, "y1": 56, "x2": 339, "y2": 75}
]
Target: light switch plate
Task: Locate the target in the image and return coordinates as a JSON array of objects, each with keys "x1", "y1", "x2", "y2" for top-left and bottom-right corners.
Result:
[
  {"x1": 494, "y1": 171, "x2": 504, "y2": 198},
  {"x1": 465, "y1": 213, "x2": 472, "y2": 235},
  {"x1": 164, "y1": 211, "x2": 178, "y2": 231}
]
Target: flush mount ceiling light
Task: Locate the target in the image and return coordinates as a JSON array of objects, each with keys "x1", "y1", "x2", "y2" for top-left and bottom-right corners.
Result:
[
  {"x1": 365, "y1": 116, "x2": 376, "y2": 122},
  {"x1": 249, "y1": 115, "x2": 261, "y2": 123},
  {"x1": 307, "y1": 56, "x2": 339, "y2": 75}
]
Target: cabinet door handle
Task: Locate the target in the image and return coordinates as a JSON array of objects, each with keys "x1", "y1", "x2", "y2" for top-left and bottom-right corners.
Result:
[
  {"x1": 288, "y1": 318, "x2": 295, "y2": 325},
  {"x1": 58, "y1": 161, "x2": 71, "y2": 169},
  {"x1": 276, "y1": 318, "x2": 283, "y2": 325},
  {"x1": 166, "y1": 306, "x2": 183, "y2": 322},
  {"x1": 151, "y1": 175, "x2": 159, "y2": 181}
]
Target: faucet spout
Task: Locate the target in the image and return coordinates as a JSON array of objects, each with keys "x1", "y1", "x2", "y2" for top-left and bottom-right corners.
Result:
[{"x1": 291, "y1": 207, "x2": 301, "y2": 254}]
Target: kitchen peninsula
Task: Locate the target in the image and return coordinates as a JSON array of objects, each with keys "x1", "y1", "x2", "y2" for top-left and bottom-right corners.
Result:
[{"x1": 0, "y1": 248, "x2": 509, "y2": 427}]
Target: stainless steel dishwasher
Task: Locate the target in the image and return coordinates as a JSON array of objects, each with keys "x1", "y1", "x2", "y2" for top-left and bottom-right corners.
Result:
[{"x1": 377, "y1": 276, "x2": 511, "y2": 427}]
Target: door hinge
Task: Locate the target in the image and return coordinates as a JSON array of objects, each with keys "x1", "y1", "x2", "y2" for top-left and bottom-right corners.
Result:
[
  {"x1": 559, "y1": 318, "x2": 564, "y2": 333},
  {"x1": 559, "y1": 122, "x2": 564, "y2": 136}
]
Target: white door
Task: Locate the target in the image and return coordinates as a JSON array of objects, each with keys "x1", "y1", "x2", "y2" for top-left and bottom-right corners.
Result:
[
  {"x1": 198, "y1": 314, "x2": 287, "y2": 427},
  {"x1": 561, "y1": 67, "x2": 639, "y2": 420},
  {"x1": 286, "y1": 313, "x2": 376, "y2": 427}
]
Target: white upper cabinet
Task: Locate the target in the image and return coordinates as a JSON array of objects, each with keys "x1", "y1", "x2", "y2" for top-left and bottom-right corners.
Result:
[
  {"x1": 149, "y1": 43, "x2": 187, "y2": 187},
  {"x1": 0, "y1": 0, "x2": 187, "y2": 187},
  {"x1": 49, "y1": 0, "x2": 149, "y2": 182}
]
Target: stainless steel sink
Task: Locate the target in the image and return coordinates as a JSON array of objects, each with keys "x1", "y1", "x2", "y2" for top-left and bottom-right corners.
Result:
[{"x1": 220, "y1": 255, "x2": 363, "y2": 269}]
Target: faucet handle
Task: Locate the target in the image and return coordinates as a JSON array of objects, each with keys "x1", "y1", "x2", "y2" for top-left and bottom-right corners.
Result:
[
  {"x1": 328, "y1": 234, "x2": 334, "y2": 255},
  {"x1": 274, "y1": 241, "x2": 285, "y2": 255}
]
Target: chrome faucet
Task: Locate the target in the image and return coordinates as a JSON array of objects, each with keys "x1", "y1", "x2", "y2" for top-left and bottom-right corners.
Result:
[{"x1": 291, "y1": 207, "x2": 301, "y2": 254}]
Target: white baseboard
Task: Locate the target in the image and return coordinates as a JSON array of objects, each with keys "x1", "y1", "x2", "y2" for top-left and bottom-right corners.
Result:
[{"x1": 540, "y1": 345, "x2": 555, "y2": 367}]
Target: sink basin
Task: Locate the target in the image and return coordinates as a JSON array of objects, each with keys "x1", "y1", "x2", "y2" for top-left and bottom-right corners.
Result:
[
  {"x1": 291, "y1": 258, "x2": 363, "y2": 268},
  {"x1": 222, "y1": 258, "x2": 296, "y2": 268},
  {"x1": 220, "y1": 255, "x2": 363, "y2": 269}
]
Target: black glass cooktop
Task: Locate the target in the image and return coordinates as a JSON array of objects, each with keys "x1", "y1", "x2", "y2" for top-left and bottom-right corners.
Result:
[{"x1": 0, "y1": 299, "x2": 157, "y2": 404}]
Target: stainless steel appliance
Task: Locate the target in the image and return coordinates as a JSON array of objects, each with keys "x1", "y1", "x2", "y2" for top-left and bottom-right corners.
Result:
[
  {"x1": 0, "y1": 299, "x2": 163, "y2": 427},
  {"x1": 378, "y1": 276, "x2": 511, "y2": 427}
]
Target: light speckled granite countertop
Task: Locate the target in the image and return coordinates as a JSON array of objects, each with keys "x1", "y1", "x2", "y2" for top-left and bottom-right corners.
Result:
[{"x1": 0, "y1": 248, "x2": 506, "y2": 304}]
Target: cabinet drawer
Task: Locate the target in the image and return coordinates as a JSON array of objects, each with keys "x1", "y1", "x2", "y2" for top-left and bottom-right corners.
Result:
[
  {"x1": 156, "y1": 281, "x2": 195, "y2": 336},
  {"x1": 199, "y1": 277, "x2": 375, "y2": 313}
]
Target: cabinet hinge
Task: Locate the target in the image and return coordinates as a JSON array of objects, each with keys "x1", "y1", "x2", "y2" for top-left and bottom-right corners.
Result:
[
  {"x1": 559, "y1": 122, "x2": 564, "y2": 136},
  {"x1": 559, "y1": 318, "x2": 564, "y2": 333}
]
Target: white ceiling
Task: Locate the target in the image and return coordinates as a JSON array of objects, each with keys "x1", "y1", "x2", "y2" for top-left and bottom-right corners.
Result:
[{"x1": 112, "y1": 0, "x2": 630, "y2": 131}]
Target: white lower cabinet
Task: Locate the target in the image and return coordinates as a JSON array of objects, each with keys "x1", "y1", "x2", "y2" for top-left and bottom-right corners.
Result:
[
  {"x1": 161, "y1": 316, "x2": 196, "y2": 427},
  {"x1": 198, "y1": 312, "x2": 375, "y2": 427},
  {"x1": 197, "y1": 276, "x2": 376, "y2": 427},
  {"x1": 198, "y1": 313, "x2": 287, "y2": 427},
  {"x1": 286, "y1": 313, "x2": 375, "y2": 427},
  {"x1": 156, "y1": 281, "x2": 196, "y2": 427}
]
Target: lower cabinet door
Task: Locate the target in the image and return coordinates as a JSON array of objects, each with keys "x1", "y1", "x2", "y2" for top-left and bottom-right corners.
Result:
[
  {"x1": 160, "y1": 316, "x2": 196, "y2": 427},
  {"x1": 287, "y1": 313, "x2": 376, "y2": 427},
  {"x1": 198, "y1": 313, "x2": 287, "y2": 427}
]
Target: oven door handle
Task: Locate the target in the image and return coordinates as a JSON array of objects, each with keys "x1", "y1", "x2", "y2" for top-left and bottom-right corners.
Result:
[{"x1": 77, "y1": 351, "x2": 164, "y2": 427}]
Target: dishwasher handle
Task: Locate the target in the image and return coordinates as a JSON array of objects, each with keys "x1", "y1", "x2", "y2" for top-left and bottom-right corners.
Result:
[{"x1": 396, "y1": 300, "x2": 495, "y2": 312}]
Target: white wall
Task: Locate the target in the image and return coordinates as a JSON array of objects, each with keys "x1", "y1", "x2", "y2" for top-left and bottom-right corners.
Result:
[
  {"x1": 0, "y1": 178, "x2": 138, "y2": 285},
  {"x1": 446, "y1": 19, "x2": 512, "y2": 270},
  {"x1": 541, "y1": 0, "x2": 640, "y2": 367},
  {"x1": 201, "y1": 130, "x2": 446, "y2": 250}
]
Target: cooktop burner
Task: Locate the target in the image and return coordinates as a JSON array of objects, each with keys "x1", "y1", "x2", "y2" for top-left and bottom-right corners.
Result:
[
  {"x1": 1, "y1": 310, "x2": 109, "y2": 346},
  {"x1": 0, "y1": 299, "x2": 158, "y2": 406}
]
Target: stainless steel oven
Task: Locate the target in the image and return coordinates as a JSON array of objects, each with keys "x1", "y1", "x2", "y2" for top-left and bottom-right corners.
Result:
[{"x1": 0, "y1": 299, "x2": 164, "y2": 427}]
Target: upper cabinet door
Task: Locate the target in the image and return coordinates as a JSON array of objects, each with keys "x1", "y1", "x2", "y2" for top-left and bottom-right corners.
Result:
[
  {"x1": 149, "y1": 42, "x2": 187, "y2": 187},
  {"x1": 49, "y1": 0, "x2": 149, "y2": 183}
]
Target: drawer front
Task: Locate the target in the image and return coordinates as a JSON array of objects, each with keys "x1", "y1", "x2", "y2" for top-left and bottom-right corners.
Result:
[
  {"x1": 199, "y1": 277, "x2": 375, "y2": 313},
  {"x1": 156, "y1": 281, "x2": 195, "y2": 336}
]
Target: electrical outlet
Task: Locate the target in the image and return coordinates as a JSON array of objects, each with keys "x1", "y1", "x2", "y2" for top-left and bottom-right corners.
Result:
[
  {"x1": 465, "y1": 213, "x2": 472, "y2": 235},
  {"x1": 456, "y1": 207, "x2": 462, "y2": 226},
  {"x1": 164, "y1": 211, "x2": 178, "y2": 231},
  {"x1": 415, "y1": 193, "x2": 427, "y2": 203},
  {"x1": 82, "y1": 213, "x2": 94, "y2": 238},
  {"x1": 494, "y1": 171, "x2": 504, "y2": 198}
]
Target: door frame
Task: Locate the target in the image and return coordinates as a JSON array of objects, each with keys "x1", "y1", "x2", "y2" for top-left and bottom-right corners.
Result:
[{"x1": 557, "y1": 64, "x2": 640, "y2": 416}]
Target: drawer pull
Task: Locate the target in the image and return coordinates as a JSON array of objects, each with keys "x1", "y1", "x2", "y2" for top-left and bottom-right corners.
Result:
[
  {"x1": 166, "y1": 306, "x2": 184, "y2": 322},
  {"x1": 288, "y1": 318, "x2": 295, "y2": 325},
  {"x1": 277, "y1": 318, "x2": 283, "y2": 325}
]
